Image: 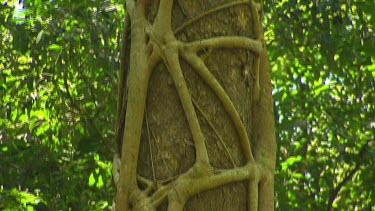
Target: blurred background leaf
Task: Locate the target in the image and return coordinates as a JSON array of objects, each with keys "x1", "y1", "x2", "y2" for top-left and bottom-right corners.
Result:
[{"x1": 264, "y1": 0, "x2": 375, "y2": 209}]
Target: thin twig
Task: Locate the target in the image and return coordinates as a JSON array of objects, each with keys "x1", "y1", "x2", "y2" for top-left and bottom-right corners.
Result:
[
  {"x1": 174, "y1": 0, "x2": 252, "y2": 34},
  {"x1": 145, "y1": 106, "x2": 157, "y2": 183},
  {"x1": 149, "y1": 124, "x2": 172, "y2": 178},
  {"x1": 192, "y1": 99, "x2": 237, "y2": 167}
]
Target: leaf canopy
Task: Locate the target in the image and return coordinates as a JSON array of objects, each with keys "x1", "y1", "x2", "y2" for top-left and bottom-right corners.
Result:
[{"x1": 1, "y1": 0, "x2": 374, "y2": 210}]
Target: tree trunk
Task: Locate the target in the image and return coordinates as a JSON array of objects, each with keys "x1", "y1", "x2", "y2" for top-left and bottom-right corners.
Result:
[{"x1": 112, "y1": 0, "x2": 275, "y2": 210}]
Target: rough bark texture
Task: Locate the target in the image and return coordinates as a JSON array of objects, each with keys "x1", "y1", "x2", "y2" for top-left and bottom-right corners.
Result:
[{"x1": 112, "y1": 0, "x2": 275, "y2": 210}]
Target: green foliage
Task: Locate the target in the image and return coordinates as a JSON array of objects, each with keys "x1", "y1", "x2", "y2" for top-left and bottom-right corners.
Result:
[
  {"x1": 1, "y1": 0, "x2": 374, "y2": 210},
  {"x1": 1, "y1": 0, "x2": 124, "y2": 209},
  {"x1": 264, "y1": 0, "x2": 375, "y2": 209},
  {"x1": 0, "y1": 187, "x2": 45, "y2": 211}
]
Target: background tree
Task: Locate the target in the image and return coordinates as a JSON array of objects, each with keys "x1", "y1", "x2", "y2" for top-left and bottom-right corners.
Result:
[
  {"x1": 1, "y1": 0, "x2": 374, "y2": 210},
  {"x1": 266, "y1": 0, "x2": 375, "y2": 210},
  {"x1": 0, "y1": 0, "x2": 122, "y2": 210}
]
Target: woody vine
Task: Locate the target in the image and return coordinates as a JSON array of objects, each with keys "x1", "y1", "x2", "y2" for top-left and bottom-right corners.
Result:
[{"x1": 112, "y1": 0, "x2": 274, "y2": 210}]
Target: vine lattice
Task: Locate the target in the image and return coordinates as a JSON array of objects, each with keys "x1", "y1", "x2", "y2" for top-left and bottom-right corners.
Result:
[{"x1": 113, "y1": 0, "x2": 270, "y2": 210}]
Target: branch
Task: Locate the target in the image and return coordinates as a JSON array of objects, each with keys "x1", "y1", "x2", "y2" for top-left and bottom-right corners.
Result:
[
  {"x1": 181, "y1": 50, "x2": 254, "y2": 162},
  {"x1": 171, "y1": 163, "x2": 259, "y2": 209},
  {"x1": 154, "y1": 0, "x2": 173, "y2": 31},
  {"x1": 250, "y1": 0, "x2": 261, "y2": 39},
  {"x1": 174, "y1": 0, "x2": 254, "y2": 34},
  {"x1": 125, "y1": 0, "x2": 135, "y2": 17},
  {"x1": 253, "y1": 53, "x2": 261, "y2": 100},
  {"x1": 150, "y1": 162, "x2": 260, "y2": 208},
  {"x1": 150, "y1": 183, "x2": 174, "y2": 207},
  {"x1": 164, "y1": 46, "x2": 210, "y2": 166},
  {"x1": 115, "y1": 9, "x2": 151, "y2": 211},
  {"x1": 248, "y1": 180, "x2": 258, "y2": 211},
  {"x1": 181, "y1": 163, "x2": 258, "y2": 197},
  {"x1": 185, "y1": 36, "x2": 262, "y2": 54},
  {"x1": 249, "y1": 0, "x2": 263, "y2": 100}
]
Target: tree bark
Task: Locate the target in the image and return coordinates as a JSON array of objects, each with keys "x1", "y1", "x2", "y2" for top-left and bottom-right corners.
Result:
[{"x1": 113, "y1": 0, "x2": 275, "y2": 210}]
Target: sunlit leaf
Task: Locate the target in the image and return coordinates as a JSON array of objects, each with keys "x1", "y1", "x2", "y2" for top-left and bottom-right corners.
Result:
[
  {"x1": 88, "y1": 173, "x2": 95, "y2": 187},
  {"x1": 281, "y1": 155, "x2": 302, "y2": 170},
  {"x1": 96, "y1": 175, "x2": 103, "y2": 188},
  {"x1": 36, "y1": 30, "x2": 44, "y2": 44},
  {"x1": 47, "y1": 44, "x2": 62, "y2": 51}
]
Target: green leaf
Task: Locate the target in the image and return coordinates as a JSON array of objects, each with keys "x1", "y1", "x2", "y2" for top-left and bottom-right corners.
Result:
[
  {"x1": 11, "y1": 110, "x2": 17, "y2": 121},
  {"x1": 96, "y1": 175, "x2": 103, "y2": 188},
  {"x1": 36, "y1": 30, "x2": 44, "y2": 44},
  {"x1": 88, "y1": 173, "x2": 95, "y2": 187},
  {"x1": 293, "y1": 173, "x2": 303, "y2": 179},
  {"x1": 281, "y1": 155, "x2": 302, "y2": 170},
  {"x1": 314, "y1": 84, "x2": 329, "y2": 97},
  {"x1": 47, "y1": 44, "x2": 62, "y2": 51}
]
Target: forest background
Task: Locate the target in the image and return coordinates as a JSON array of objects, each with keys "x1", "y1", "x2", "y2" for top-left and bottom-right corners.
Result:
[{"x1": 0, "y1": 0, "x2": 374, "y2": 210}]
